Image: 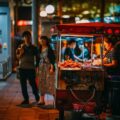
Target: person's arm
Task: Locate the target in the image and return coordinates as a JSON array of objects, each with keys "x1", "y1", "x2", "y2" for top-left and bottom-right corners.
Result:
[
  {"x1": 103, "y1": 59, "x2": 117, "y2": 67},
  {"x1": 34, "y1": 46, "x2": 40, "y2": 68},
  {"x1": 49, "y1": 64, "x2": 54, "y2": 73},
  {"x1": 16, "y1": 48, "x2": 20, "y2": 59},
  {"x1": 48, "y1": 47, "x2": 56, "y2": 72},
  {"x1": 103, "y1": 45, "x2": 119, "y2": 67},
  {"x1": 64, "y1": 48, "x2": 76, "y2": 61},
  {"x1": 77, "y1": 48, "x2": 89, "y2": 59},
  {"x1": 16, "y1": 44, "x2": 24, "y2": 59},
  {"x1": 77, "y1": 52, "x2": 83, "y2": 59},
  {"x1": 74, "y1": 55, "x2": 83, "y2": 62},
  {"x1": 64, "y1": 48, "x2": 71, "y2": 60}
]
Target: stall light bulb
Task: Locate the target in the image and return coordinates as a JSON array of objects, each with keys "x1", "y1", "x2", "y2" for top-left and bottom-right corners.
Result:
[
  {"x1": 45, "y1": 5, "x2": 55, "y2": 14},
  {"x1": 40, "y1": 11, "x2": 47, "y2": 17}
]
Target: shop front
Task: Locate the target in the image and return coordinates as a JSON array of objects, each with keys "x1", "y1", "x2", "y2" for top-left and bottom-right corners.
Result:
[{"x1": 0, "y1": 4, "x2": 12, "y2": 80}]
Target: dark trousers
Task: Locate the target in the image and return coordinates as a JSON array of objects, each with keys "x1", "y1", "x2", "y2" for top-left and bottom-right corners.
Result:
[
  {"x1": 19, "y1": 68, "x2": 39, "y2": 102},
  {"x1": 104, "y1": 75, "x2": 120, "y2": 115}
]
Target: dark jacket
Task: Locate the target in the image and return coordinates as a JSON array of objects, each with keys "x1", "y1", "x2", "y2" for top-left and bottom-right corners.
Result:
[
  {"x1": 18, "y1": 45, "x2": 40, "y2": 69},
  {"x1": 39, "y1": 45, "x2": 56, "y2": 70},
  {"x1": 64, "y1": 47, "x2": 75, "y2": 61}
]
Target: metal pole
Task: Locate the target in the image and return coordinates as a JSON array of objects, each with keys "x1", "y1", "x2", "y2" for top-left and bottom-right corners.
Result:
[
  {"x1": 32, "y1": 0, "x2": 39, "y2": 45},
  {"x1": 101, "y1": 35, "x2": 104, "y2": 68},
  {"x1": 57, "y1": 0, "x2": 62, "y2": 24},
  {"x1": 14, "y1": 0, "x2": 19, "y2": 71},
  {"x1": 14, "y1": 0, "x2": 18, "y2": 34},
  {"x1": 100, "y1": 0, "x2": 105, "y2": 22}
]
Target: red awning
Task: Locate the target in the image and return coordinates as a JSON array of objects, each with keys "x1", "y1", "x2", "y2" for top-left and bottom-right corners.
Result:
[{"x1": 57, "y1": 22, "x2": 120, "y2": 35}]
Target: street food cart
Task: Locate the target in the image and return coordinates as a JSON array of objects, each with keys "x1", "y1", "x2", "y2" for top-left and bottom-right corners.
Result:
[{"x1": 55, "y1": 22, "x2": 120, "y2": 120}]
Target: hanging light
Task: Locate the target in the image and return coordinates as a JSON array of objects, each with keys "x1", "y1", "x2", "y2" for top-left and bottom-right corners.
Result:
[
  {"x1": 40, "y1": 11, "x2": 47, "y2": 17},
  {"x1": 76, "y1": 19, "x2": 90, "y2": 23},
  {"x1": 75, "y1": 17, "x2": 80, "y2": 22},
  {"x1": 45, "y1": 4, "x2": 55, "y2": 14},
  {"x1": 62, "y1": 15, "x2": 70, "y2": 19}
]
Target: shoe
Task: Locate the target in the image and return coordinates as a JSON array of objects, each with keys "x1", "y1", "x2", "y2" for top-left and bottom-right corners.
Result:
[
  {"x1": 31, "y1": 101, "x2": 39, "y2": 107},
  {"x1": 37, "y1": 102, "x2": 45, "y2": 105},
  {"x1": 16, "y1": 100, "x2": 30, "y2": 108},
  {"x1": 37, "y1": 102, "x2": 45, "y2": 107},
  {"x1": 40, "y1": 105, "x2": 55, "y2": 109},
  {"x1": 20, "y1": 100, "x2": 29, "y2": 105}
]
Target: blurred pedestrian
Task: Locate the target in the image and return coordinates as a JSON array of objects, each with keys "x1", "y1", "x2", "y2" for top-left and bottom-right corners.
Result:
[
  {"x1": 38, "y1": 36, "x2": 56, "y2": 106},
  {"x1": 61, "y1": 40, "x2": 67, "y2": 61},
  {"x1": 78, "y1": 42, "x2": 91, "y2": 60},
  {"x1": 101, "y1": 35, "x2": 120, "y2": 111},
  {"x1": 64, "y1": 39, "x2": 81, "y2": 61},
  {"x1": 16, "y1": 31, "x2": 40, "y2": 105},
  {"x1": 103, "y1": 36, "x2": 119, "y2": 75},
  {"x1": 64, "y1": 39, "x2": 76, "y2": 61}
]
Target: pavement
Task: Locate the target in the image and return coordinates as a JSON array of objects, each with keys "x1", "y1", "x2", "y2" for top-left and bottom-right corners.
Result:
[
  {"x1": 0, "y1": 73, "x2": 59, "y2": 120},
  {"x1": 1, "y1": 73, "x2": 119, "y2": 120}
]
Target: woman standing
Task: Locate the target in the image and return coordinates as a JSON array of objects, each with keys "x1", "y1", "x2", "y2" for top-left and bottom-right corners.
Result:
[{"x1": 38, "y1": 36, "x2": 56, "y2": 105}]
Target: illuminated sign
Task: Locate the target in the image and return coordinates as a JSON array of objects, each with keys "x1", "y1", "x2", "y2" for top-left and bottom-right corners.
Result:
[{"x1": 17, "y1": 20, "x2": 32, "y2": 26}]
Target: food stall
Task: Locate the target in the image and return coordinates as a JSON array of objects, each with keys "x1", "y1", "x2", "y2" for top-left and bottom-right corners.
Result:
[{"x1": 55, "y1": 22, "x2": 120, "y2": 120}]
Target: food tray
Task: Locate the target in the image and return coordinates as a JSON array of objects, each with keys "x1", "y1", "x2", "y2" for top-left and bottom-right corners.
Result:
[{"x1": 60, "y1": 67, "x2": 81, "y2": 71}]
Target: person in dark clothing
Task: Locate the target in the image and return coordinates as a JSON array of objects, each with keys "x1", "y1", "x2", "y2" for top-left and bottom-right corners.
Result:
[
  {"x1": 74, "y1": 43, "x2": 82, "y2": 57},
  {"x1": 103, "y1": 36, "x2": 120, "y2": 75},
  {"x1": 113, "y1": 41, "x2": 120, "y2": 75},
  {"x1": 102, "y1": 36, "x2": 120, "y2": 110},
  {"x1": 16, "y1": 31, "x2": 40, "y2": 105},
  {"x1": 78, "y1": 43, "x2": 91, "y2": 60},
  {"x1": 64, "y1": 39, "x2": 76, "y2": 60},
  {"x1": 64, "y1": 39, "x2": 81, "y2": 61}
]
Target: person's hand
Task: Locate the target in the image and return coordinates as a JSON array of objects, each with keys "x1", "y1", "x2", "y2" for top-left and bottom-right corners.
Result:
[
  {"x1": 92, "y1": 59, "x2": 101, "y2": 66},
  {"x1": 16, "y1": 48, "x2": 24, "y2": 59},
  {"x1": 20, "y1": 44, "x2": 25, "y2": 55},
  {"x1": 103, "y1": 57, "x2": 107, "y2": 64},
  {"x1": 20, "y1": 48, "x2": 24, "y2": 56},
  {"x1": 49, "y1": 67, "x2": 54, "y2": 73},
  {"x1": 65, "y1": 55, "x2": 70, "y2": 60}
]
